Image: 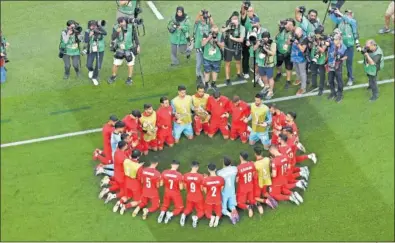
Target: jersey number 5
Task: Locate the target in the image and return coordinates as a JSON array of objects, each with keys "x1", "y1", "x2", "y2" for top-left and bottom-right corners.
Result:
[{"x1": 146, "y1": 178, "x2": 151, "y2": 188}]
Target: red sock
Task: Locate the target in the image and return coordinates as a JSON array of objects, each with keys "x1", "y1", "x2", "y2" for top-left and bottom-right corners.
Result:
[
  {"x1": 97, "y1": 154, "x2": 112, "y2": 164},
  {"x1": 296, "y1": 155, "x2": 308, "y2": 163}
]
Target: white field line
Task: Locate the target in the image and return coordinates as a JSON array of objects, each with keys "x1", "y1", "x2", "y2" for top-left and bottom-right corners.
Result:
[
  {"x1": 358, "y1": 55, "x2": 394, "y2": 64},
  {"x1": 146, "y1": 1, "x2": 164, "y2": 20},
  {"x1": 1, "y1": 79, "x2": 393, "y2": 149}
]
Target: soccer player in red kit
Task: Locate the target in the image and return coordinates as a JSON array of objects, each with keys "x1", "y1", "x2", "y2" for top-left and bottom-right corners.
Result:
[
  {"x1": 132, "y1": 156, "x2": 161, "y2": 220},
  {"x1": 236, "y1": 151, "x2": 257, "y2": 217},
  {"x1": 268, "y1": 104, "x2": 287, "y2": 145},
  {"x1": 268, "y1": 145, "x2": 303, "y2": 205},
  {"x1": 93, "y1": 115, "x2": 119, "y2": 165},
  {"x1": 206, "y1": 91, "x2": 230, "y2": 139},
  {"x1": 228, "y1": 95, "x2": 250, "y2": 143},
  {"x1": 285, "y1": 111, "x2": 306, "y2": 152},
  {"x1": 156, "y1": 96, "x2": 175, "y2": 150},
  {"x1": 158, "y1": 160, "x2": 184, "y2": 224},
  {"x1": 203, "y1": 163, "x2": 225, "y2": 228},
  {"x1": 180, "y1": 161, "x2": 205, "y2": 228},
  {"x1": 122, "y1": 110, "x2": 142, "y2": 140}
]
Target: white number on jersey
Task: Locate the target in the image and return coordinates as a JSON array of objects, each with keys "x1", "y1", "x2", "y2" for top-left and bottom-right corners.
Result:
[
  {"x1": 211, "y1": 186, "x2": 217, "y2": 197},
  {"x1": 281, "y1": 163, "x2": 288, "y2": 175},
  {"x1": 190, "y1": 182, "x2": 196, "y2": 192},
  {"x1": 146, "y1": 177, "x2": 151, "y2": 188},
  {"x1": 169, "y1": 179, "x2": 174, "y2": 189},
  {"x1": 243, "y1": 172, "x2": 253, "y2": 183}
]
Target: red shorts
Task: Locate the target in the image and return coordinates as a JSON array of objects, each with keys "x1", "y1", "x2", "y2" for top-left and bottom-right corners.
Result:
[
  {"x1": 124, "y1": 186, "x2": 142, "y2": 201},
  {"x1": 254, "y1": 184, "x2": 269, "y2": 198},
  {"x1": 193, "y1": 115, "x2": 210, "y2": 134},
  {"x1": 204, "y1": 203, "x2": 222, "y2": 218},
  {"x1": 271, "y1": 133, "x2": 279, "y2": 145},
  {"x1": 208, "y1": 122, "x2": 229, "y2": 137},
  {"x1": 184, "y1": 199, "x2": 205, "y2": 218},
  {"x1": 157, "y1": 129, "x2": 174, "y2": 148},
  {"x1": 230, "y1": 126, "x2": 249, "y2": 142},
  {"x1": 270, "y1": 177, "x2": 288, "y2": 194},
  {"x1": 237, "y1": 190, "x2": 256, "y2": 205},
  {"x1": 139, "y1": 139, "x2": 157, "y2": 152}
]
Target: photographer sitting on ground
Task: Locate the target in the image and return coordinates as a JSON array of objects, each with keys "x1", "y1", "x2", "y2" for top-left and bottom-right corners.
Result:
[
  {"x1": 84, "y1": 20, "x2": 107, "y2": 86},
  {"x1": 274, "y1": 18, "x2": 295, "y2": 89},
  {"x1": 60, "y1": 20, "x2": 83, "y2": 80},
  {"x1": 201, "y1": 25, "x2": 224, "y2": 92},
  {"x1": 330, "y1": 8, "x2": 361, "y2": 86},
  {"x1": 222, "y1": 11, "x2": 246, "y2": 86},
  {"x1": 327, "y1": 33, "x2": 347, "y2": 103},
  {"x1": 295, "y1": 6, "x2": 321, "y2": 37},
  {"x1": 253, "y1": 31, "x2": 277, "y2": 99},
  {"x1": 361, "y1": 40, "x2": 384, "y2": 101},
  {"x1": 193, "y1": 9, "x2": 214, "y2": 83},
  {"x1": 290, "y1": 27, "x2": 309, "y2": 95},
  {"x1": 309, "y1": 25, "x2": 329, "y2": 95},
  {"x1": 167, "y1": 6, "x2": 191, "y2": 66},
  {"x1": 108, "y1": 17, "x2": 140, "y2": 85},
  {"x1": 246, "y1": 16, "x2": 265, "y2": 87}
]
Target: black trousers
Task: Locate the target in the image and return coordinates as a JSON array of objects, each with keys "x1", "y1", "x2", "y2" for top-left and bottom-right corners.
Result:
[
  {"x1": 368, "y1": 74, "x2": 379, "y2": 97},
  {"x1": 63, "y1": 55, "x2": 80, "y2": 75},
  {"x1": 328, "y1": 65, "x2": 344, "y2": 95},
  {"x1": 241, "y1": 42, "x2": 250, "y2": 75},
  {"x1": 86, "y1": 51, "x2": 104, "y2": 79},
  {"x1": 310, "y1": 63, "x2": 326, "y2": 91}
]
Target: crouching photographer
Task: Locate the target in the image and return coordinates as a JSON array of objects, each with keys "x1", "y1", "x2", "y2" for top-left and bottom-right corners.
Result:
[
  {"x1": 201, "y1": 25, "x2": 224, "y2": 91},
  {"x1": 84, "y1": 20, "x2": 107, "y2": 86},
  {"x1": 59, "y1": 20, "x2": 83, "y2": 80},
  {"x1": 361, "y1": 40, "x2": 384, "y2": 101},
  {"x1": 327, "y1": 33, "x2": 347, "y2": 103},
  {"x1": 253, "y1": 31, "x2": 277, "y2": 99},
  {"x1": 167, "y1": 6, "x2": 191, "y2": 66},
  {"x1": 222, "y1": 11, "x2": 245, "y2": 86},
  {"x1": 275, "y1": 18, "x2": 295, "y2": 89},
  {"x1": 108, "y1": 17, "x2": 140, "y2": 85}
]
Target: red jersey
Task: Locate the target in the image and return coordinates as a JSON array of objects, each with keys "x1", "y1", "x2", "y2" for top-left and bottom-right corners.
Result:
[
  {"x1": 228, "y1": 100, "x2": 250, "y2": 128},
  {"x1": 287, "y1": 135, "x2": 298, "y2": 154},
  {"x1": 237, "y1": 162, "x2": 256, "y2": 192},
  {"x1": 183, "y1": 172, "x2": 204, "y2": 202},
  {"x1": 203, "y1": 176, "x2": 224, "y2": 205},
  {"x1": 206, "y1": 96, "x2": 230, "y2": 123},
  {"x1": 271, "y1": 155, "x2": 290, "y2": 180},
  {"x1": 140, "y1": 167, "x2": 161, "y2": 198},
  {"x1": 278, "y1": 144, "x2": 295, "y2": 165},
  {"x1": 161, "y1": 169, "x2": 183, "y2": 195},
  {"x1": 122, "y1": 115, "x2": 140, "y2": 138},
  {"x1": 102, "y1": 123, "x2": 114, "y2": 149},
  {"x1": 113, "y1": 149, "x2": 127, "y2": 183},
  {"x1": 287, "y1": 122, "x2": 299, "y2": 137},
  {"x1": 272, "y1": 112, "x2": 287, "y2": 131},
  {"x1": 156, "y1": 106, "x2": 173, "y2": 128}
]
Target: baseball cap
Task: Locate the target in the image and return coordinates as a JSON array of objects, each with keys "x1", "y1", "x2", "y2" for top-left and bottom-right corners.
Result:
[
  {"x1": 109, "y1": 115, "x2": 119, "y2": 122},
  {"x1": 250, "y1": 16, "x2": 260, "y2": 24}
]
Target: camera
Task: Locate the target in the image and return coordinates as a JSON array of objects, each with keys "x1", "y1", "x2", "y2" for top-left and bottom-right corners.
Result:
[
  {"x1": 360, "y1": 46, "x2": 369, "y2": 55},
  {"x1": 243, "y1": 0, "x2": 251, "y2": 10},
  {"x1": 322, "y1": 0, "x2": 329, "y2": 3},
  {"x1": 201, "y1": 9, "x2": 211, "y2": 20},
  {"x1": 298, "y1": 6, "x2": 306, "y2": 15},
  {"x1": 58, "y1": 47, "x2": 66, "y2": 59},
  {"x1": 289, "y1": 33, "x2": 297, "y2": 43},
  {"x1": 247, "y1": 26, "x2": 259, "y2": 45},
  {"x1": 328, "y1": 7, "x2": 341, "y2": 17},
  {"x1": 210, "y1": 31, "x2": 218, "y2": 40},
  {"x1": 127, "y1": 17, "x2": 144, "y2": 26},
  {"x1": 168, "y1": 20, "x2": 180, "y2": 33},
  {"x1": 71, "y1": 23, "x2": 83, "y2": 35},
  {"x1": 279, "y1": 19, "x2": 287, "y2": 31}
]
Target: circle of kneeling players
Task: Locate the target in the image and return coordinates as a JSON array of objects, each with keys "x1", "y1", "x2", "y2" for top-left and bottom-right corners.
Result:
[{"x1": 93, "y1": 84, "x2": 318, "y2": 228}]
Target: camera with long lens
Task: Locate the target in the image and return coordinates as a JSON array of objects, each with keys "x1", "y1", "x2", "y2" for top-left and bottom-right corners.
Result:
[
  {"x1": 71, "y1": 22, "x2": 83, "y2": 35},
  {"x1": 258, "y1": 38, "x2": 272, "y2": 58},
  {"x1": 360, "y1": 46, "x2": 369, "y2": 55},
  {"x1": 298, "y1": 6, "x2": 306, "y2": 15},
  {"x1": 243, "y1": 0, "x2": 251, "y2": 10},
  {"x1": 278, "y1": 19, "x2": 287, "y2": 32},
  {"x1": 210, "y1": 31, "x2": 218, "y2": 40},
  {"x1": 168, "y1": 20, "x2": 180, "y2": 33},
  {"x1": 328, "y1": 7, "x2": 341, "y2": 17},
  {"x1": 201, "y1": 9, "x2": 210, "y2": 21},
  {"x1": 247, "y1": 26, "x2": 259, "y2": 45}
]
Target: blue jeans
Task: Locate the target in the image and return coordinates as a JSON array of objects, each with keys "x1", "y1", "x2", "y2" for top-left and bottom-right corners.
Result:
[
  {"x1": 344, "y1": 46, "x2": 354, "y2": 81},
  {"x1": 0, "y1": 66, "x2": 6, "y2": 84}
]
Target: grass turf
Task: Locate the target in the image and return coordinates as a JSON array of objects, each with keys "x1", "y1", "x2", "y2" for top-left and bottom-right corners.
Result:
[{"x1": 1, "y1": 0, "x2": 394, "y2": 241}]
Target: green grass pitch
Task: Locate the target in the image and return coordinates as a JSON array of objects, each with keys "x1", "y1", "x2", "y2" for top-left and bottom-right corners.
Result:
[{"x1": 1, "y1": 1, "x2": 394, "y2": 241}]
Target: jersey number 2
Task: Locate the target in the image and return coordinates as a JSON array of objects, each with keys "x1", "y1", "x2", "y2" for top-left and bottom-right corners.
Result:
[{"x1": 211, "y1": 186, "x2": 217, "y2": 197}]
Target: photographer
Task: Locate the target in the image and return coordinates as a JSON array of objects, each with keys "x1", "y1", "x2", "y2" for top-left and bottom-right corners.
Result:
[
  {"x1": 116, "y1": 0, "x2": 137, "y2": 19},
  {"x1": 0, "y1": 29, "x2": 9, "y2": 84},
  {"x1": 327, "y1": 34, "x2": 347, "y2": 103},
  {"x1": 84, "y1": 20, "x2": 107, "y2": 86},
  {"x1": 60, "y1": 20, "x2": 83, "y2": 80},
  {"x1": 201, "y1": 25, "x2": 224, "y2": 91},
  {"x1": 295, "y1": 7, "x2": 321, "y2": 36},
  {"x1": 108, "y1": 17, "x2": 140, "y2": 85},
  {"x1": 240, "y1": 3, "x2": 259, "y2": 79},
  {"x1": 310, "y1": 26, "x2": 329, "y2": 95},
  {"x1": 253, "y1": 31, "x2": 277, "y2": 99},
  {"x1": 193, "y1": 9, "x2": 214, "y2": 83},
  {"x1": 246, "y1": 16, "x2": 264, "y2": 86},
  {"x1": 290, "y1": 27, "x2": 309, "y2": 95},
  {"x1": 361, "y1": 40, "x2": 384, "y2": 101},
  {"x1": 167, "y1": 6, "x2": 191, "y2": 66},
  {"x1": 330, "y1": 8, "x2": 360, "y2": 86},
  {"x1": 222, "y1": 11, "x2": 245, "y2": 86},
  {"x1": 275, "y1": 18, "x2": 295, "y2": 89}
]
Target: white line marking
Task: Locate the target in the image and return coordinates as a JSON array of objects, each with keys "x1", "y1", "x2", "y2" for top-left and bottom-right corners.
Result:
[
  {"x1": 217, "y1": 80, "x2": 247, "y2": 88},
  {"x1": 358, "y1": 55, "x2": 394, "y2": 64},
  {"x1": 1, "y1": 79, "x2": 393, "y2": 148},
  {"x1": 146, "y1": 1, "x2": 164, "y2": 20}
]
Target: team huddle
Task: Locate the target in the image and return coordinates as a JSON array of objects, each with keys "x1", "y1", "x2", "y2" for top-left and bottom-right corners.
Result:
[{"x1": 93, "y1": 84, "x2": 318, "y2": 228}]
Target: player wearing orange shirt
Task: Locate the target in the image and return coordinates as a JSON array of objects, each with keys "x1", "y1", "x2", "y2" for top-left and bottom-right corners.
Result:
[{"x1": 203, "y1": 163, "x2": 225, "y2": 228}]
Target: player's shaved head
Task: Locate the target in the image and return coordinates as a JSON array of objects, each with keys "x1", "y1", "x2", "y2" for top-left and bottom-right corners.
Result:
[
  {"x1": 253, "y1": 146, "x2": 263, "y2": 156},
  {"x1": 223, "y1": 156, "x2": 232, "y2": 166},
  {"x1": 207, "y1": 163, "x2": 216, "y2": 171},
  {"x1": 239, "y1": 151, "x2": 249, "y2": 161}
]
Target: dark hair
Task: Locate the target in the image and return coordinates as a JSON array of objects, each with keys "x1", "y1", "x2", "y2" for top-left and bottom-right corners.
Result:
[
  {"x1": 197, "y1": 83, "x2": 205, "y2": 90},
  {"x1": 253, "y1": 146, "x2": 263, "y2": 156},
  {"x1": 286, "y1": 18, "x2": 296, "y2": 26},
  {"x1": 151, "y1": 156, "x2": 160, "y2": 163},
  {"x1": 223, "y1": 156, "x2": 232, "y2": 166},
  {"x1": 232, "y1": 95, "x2": 240, "y2": 103},
  {"x1": 282, "y1": 126, "x2": 293, "y2": 133},
  {"x1": 191, "y1": 160, "x2": 200, "y2": 167},
  {"x1": 160, "y1": 96, "x2": 168, "y2": 104},
  {"x1": 213, "y1": 91, "x2": 221, "y2": 99},
  {"x1": 118, "y1": 140, "x2": 127, "y2": 149},
  {"x1": 114, "y1": 121, "x2": 125, "y2": 129},
  {"x1": 131, "y1": 110, "x2": 142, "y2": 118},
  {"x1": 287, "y1": 111, "x2": 297, "y2": 120},
  {"x1": 132, "y1": 149, "x2": 142, "y2": 159},
  {"x1": 308, "y1": 9, "x2": 318, "y2": 15},
  {"x1": 143, "y1": 103, "x2": 152, "y2": 110},
  {"x1": 207, "y1": 163, "x2": 216, "y2": 171},
  {"x1": 267, "y1": 103, "x2": 277, "y2": 109},
  {"x1": 261, "y1": 31, "x2": 271, "y2": 39},
  {"x1": 240, "y1": 151, "x2": 249, "y2": 160},
  {"x1": 117, "y1": 17, "x2": 126, "y2": 24},
  {"x1": 178, "y1": 85, "x2": 187, "y2": 91},
  {"x1": 255, "y1": 93, "x2": 263, "y2": 99},
  {"x1": 279, "y1": 133, "x2": 288, "y2": 142},
  {"x1": 121, "y1": 133, "x2": 129, "y2": 141}
]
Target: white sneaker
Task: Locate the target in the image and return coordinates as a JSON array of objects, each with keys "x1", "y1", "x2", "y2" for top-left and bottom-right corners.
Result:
[
  {"x1": 289, "y1": 194, "x2": 300, "y2": 205},
  {"x1": 258, "y1": 79, "x2": 264, "y2": 87},
  {"x1": 113, "y1": 200, "x2": 121, "y2": 212},
  {"x1": 209, "y1": 216, "x2": 215, "y2": 227},
  {"x1": 104, "y1": 193, "x2": 116, "y2": 204},
  {"x1": 296, "y1": 142, "x2": 306, "y2": 153},
  {"x1": 132, "y1": 206, "x2": 140, "y2": 217},
  {"x1": 98, "y1": 187, "x2": 109, "y2": 199},
  {"x1": 142, "y1": 208, "x2": 149, "y2": 220},
  {"x1": 301, "y1": 166, "x2": 310, "y2": 177},
  {"x1": 300, "y1": 170, "x2": 309, "y2": 181},
  {"x1": 302, "y1": 179, "x2": 308, "y2": 189},
  {"x1": 164, "y1": 211, "x2": 173, "y2": 224},
  {"x1": 95, "y1": 166, "x2": 104, "y2": 176},
  {"x1": 192, "y1": 215, "x2": 198, "y2": 228},
  {"x1": 92, "y1": 78, "x2": 99, "y2": 86},
  {"x1": 119, "y1": 203, "x2": 126, "y2": 215},
  {"x1": 157, "y1": 211, "x2": 165, "y2": 223},
  {"x1": 213, "y1": 216, "x2": 220, "y2": 227},
  {"x1": 180, "y1": 213, "x2": 186, "y2": 227},
  {"x1": 88, "y1": 71, "x2": 93, "y2": 79},
  {"x1": 244, "y1": 73, "x2": 250, "y2": 79},
  {"x1": 293, "y1": 191, "x2": 304, "y2": 203},
  {"x1": 309, "y1": 153, "x2": 317, "y2": 164},
  {"x1": 296, "y1": 180, "x2": 306, "y2": 191},
  {"x1": 100, "y1": 176, "x2": 110, "y2": 187}
]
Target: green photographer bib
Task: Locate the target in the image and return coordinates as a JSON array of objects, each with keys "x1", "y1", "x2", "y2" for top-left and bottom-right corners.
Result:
[
  {"x1": 275, "y1": 30, "x2": 292, "y2": 54},
  {"x1": 117, "y1": 0, "x2": 137, "y2": 15},
  {"x1": 60, "y1": 30, "x2": 80, "y2": 56},
  {"x1": 255, "y1": 42, "x2": 276, "y2": 67},
  {"x1": 310, "y1": 45, "x2": 327, "y2": 65},
  {"x1": 168, "y1": 16, "x2": 190, "y2": 45},
  {"x1": 85, "y1": 29, "x2": 105, "y2": 53},
  {"x1": 194, "y1": 21, "x2": 210, "y2": 49},
  {"x1": 339, "y1": 21, "x2": 354, "y2": 47},
  {"x1": 203, "y1": 32, "x2": 222, "y2": 62},
  {"x1": 364, "y1": 46, "x2": 384, "y2": 76},
  {"x1": 116, "y1": 24, "x2": 134, "y2": 50}
]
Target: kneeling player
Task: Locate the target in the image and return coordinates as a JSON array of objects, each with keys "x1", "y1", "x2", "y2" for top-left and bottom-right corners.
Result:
[
  {"x1": 236, "y1": 152, "x2": 257, "y2": 217},
  {"x1": 206, "y1": 91, "x2": 230, "y2": 139},
  {"x1": 192, "y1": 84, "x2": 210, "y2": 136},
  {"x1": 156, "y1": 97, "x2": 175, "y2": 150},
  {"x1": 203, "y1": 163, "x2": 225, "y2": 228},
  {"x1": 268, "y1": 104, "x2": 287, "y2": 145},
  {"x1": 228, "y1": 96, "x2": 250, "y2": 144},
  {"x1": 249, "y1": 94, "x2": 272, "y2": 150},
  {"x1": 139, "y1": 104, "x2": 158, "y2": 155},
  {"x1": 171, "y1": 85, "x2": 194, "y2": 143}
]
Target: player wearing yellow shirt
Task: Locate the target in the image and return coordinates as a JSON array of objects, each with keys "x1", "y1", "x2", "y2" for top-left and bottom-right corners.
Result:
[
  {"x1": 192, "y1": 84, "x2": 210, "y2": 136},
  {"x1": 248, "y1": 93, "x2": 272, "y2": 149},
  {"x1": 139, "y1": 104, "x2": 158, "y2": 155},
  {"x1": 171, "y1": 85, "x2": 194, "y2": 143}
]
